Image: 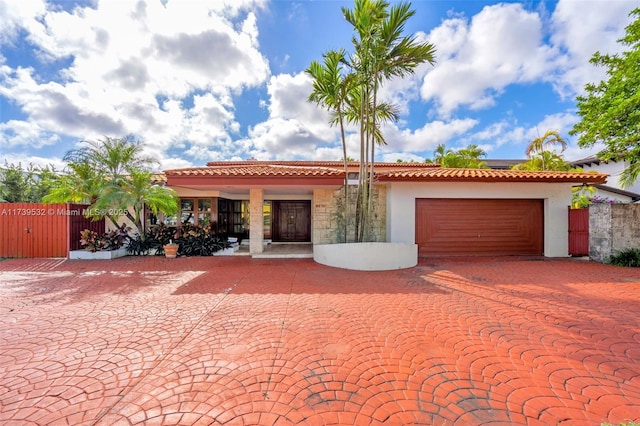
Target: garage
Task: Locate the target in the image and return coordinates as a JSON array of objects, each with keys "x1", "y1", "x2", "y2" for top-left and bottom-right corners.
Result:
[{"x1": 415, "y1": 198, "x2": 543, "y2": 256}]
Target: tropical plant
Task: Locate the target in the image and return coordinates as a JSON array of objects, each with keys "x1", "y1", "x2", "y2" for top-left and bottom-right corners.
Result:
[
  {"x1": 608, "y1": 248, "x2": 640, "y2": 267},
  {"x1": 79, "y1": 223, "x2": 130, "y2": 252},
  {"x1": 44, "y1": 136, "x2": 178, "y2": 237},
  {"x1": 570, "y1": 8, "x2": 640, "y2": 188},
  {"x1": 520, "y1": 129, "x2": 568, "y2": 171},
  {"x1": 308, "y1": 0, "x2": 436, "y2": 242},
  {"x1": 571, "y1": 185, "x2": 597, "y2": 209},
  {"x1": 43, "y1": 160, "x2": 105, "y2": 206},
  {"x1": 127, "y1": 223, "x2": 231, "y2": 257},
  {"x1": 307, "y1": 49, "x2": 352, "y2": 242},
  {"x1": 95, "y1": 169, "x2": 179, "y2": 239},
  {"x1": 127, "y1": 222, "x2": 176, "y2": 255},
  {"x1": 63, "y1": 135, "x2": 156, "y2": 179},
  {"x1": 425, "y1": 144, "x2": 488, "y2": 168},
  {"x1": 511, "y1": 151, "x2": 574, "y2": 171}
]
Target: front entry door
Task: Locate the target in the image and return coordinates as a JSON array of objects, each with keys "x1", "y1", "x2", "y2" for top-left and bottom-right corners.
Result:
[{"x1": 273, "y1": 201, "x2": 311, "y2": 242}]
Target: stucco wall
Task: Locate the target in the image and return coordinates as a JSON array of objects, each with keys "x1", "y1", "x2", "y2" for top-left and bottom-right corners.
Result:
[
  {"x1": 582, "y1": 160, "x2": 640, "y2": 194},
  {"x1": 313, "y1": 186, "x2": 386, "y2": 244},
  {"x1": 386, "y1": 181, "x2": 573, "y2": 257},
  {"x1": 589, "y1": 203, "x2": 640, "y2": 262}
]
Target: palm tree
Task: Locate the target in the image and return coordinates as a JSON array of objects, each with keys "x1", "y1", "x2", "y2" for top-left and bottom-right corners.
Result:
[
  {"x1": 511, "y1": 151, "x2": 573, "y2": 171},
  {"x1": 425, "y1": 144, "x2": 487, "y2": 168},
  {"x1": 341, "y1": 0, "x2": 436, "y2": 241},
  {"x1": 43, "y1": 160, "x2": 106, "y2": 206},
  {"x1": 97, "y1": 169, "x2": 179, "y2": 237},
  {"x1": 45, "y1": 136, "x2": 177, "y2": 235},
  {"x1": 307, "y1": 49, "x2": 352, "y2": 242},
  {"x1": 64, "y1": 135, "x2": 157, "y2": 183},
  {"x1": 457, "y1": 144, "x2": 487, "y2": 168},
  {"x1": 525, "y1": 130, "x2": 567, "y2": 170}
]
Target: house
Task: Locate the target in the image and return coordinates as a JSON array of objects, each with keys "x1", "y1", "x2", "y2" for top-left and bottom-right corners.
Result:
[
  {"x1": 572, "y1": 156, "x2": 640, "y2": 203},
  {"x1": 161, "y1": 160, "x2": 607, "y2": 258}
]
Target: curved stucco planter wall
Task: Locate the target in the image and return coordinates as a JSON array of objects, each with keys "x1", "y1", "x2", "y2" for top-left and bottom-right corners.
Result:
[{"x1": 314, "y1": 242, "x2": 417, "y2": 271}]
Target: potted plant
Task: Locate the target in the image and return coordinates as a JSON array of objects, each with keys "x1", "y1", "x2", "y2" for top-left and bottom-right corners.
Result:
[{"x1": 163, "y1": 240, "x2": 179, "y2": 258}]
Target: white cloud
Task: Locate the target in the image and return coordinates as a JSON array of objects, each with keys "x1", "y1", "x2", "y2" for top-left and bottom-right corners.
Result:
[
  {"x1": 421, "y1": 3, "x2": 557, "y2": 117},
  {"x1": 0, "y1": 0, "x2": 270, "y2": 165},
  {"x1": 0, "y1": 119, "x2": 60, "y2": 149},
  {"x1": 381, "y1": 118, "x2": 479, "y2": 154},
  {"x1": 549, "y1": 0, "x2": 635, "y2": 97},
  {"x1": 239, "y1": 72, "x2": 341, "y2": 160},
  {"x1": 0, "y1": 152, "x2": 66, "y2": 171}
]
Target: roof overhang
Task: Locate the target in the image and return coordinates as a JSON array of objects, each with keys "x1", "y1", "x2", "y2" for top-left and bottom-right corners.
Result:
[
  {"x1": 377, "y1": 168, "x2": 608, "y2": 184},
  {"x1": 162, "y1": 162, "x2": 609, "y2": 191}
]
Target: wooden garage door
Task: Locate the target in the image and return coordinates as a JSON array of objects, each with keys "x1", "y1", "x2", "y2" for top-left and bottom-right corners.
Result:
[{"x1": 416, "y1": 199, "x2": 543, "y2": 256}]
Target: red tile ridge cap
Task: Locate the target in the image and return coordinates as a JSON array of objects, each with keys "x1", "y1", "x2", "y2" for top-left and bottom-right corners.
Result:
[{"x1": 377, "y1": 168, "x2": 608, "y2": 183}]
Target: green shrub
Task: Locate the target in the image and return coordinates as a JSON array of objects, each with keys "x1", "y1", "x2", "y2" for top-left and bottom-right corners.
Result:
[
  {"x1": 608, "y1": 248, "x2": 640, "y2": 267},
  {"x1": 126, "y1": 222, "x2": 231, "y2": 256},
  {"x1": 80, "y1": 224, "x2": 130, "y2": 252},
  {"x1": 602, "y1": 422, "x2": 640, "y2": 426}
]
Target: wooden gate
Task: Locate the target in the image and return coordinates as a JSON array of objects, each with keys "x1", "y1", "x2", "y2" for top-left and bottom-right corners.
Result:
[
  {"x1": 0, "y1": 203, "x2": 104, "y2": 258},
  {"x1": 568, "y1": 207, "x2": 589, "y2": 256}
]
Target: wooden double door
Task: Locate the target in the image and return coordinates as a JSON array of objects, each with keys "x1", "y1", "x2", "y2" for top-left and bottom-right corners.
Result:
[{"x1": 272, "y1": 201, "x2": 311, "y2": 242}]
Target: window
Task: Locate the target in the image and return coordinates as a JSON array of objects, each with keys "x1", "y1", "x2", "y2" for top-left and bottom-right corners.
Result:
[
  {"x1": 157, "y1": 198, "x2": 215, "y2": 228},
  {"x1": 263, "y1": 201, "x2": 272, "y2": 239},
  {"x1": 232, "y1": 200, "x2": 250, "y2": 234},
  {"x1": 180, "y1": 199, "x2": 195, "y2": 225},
  {"x1": 197, "y1": 199, "x2": 212, "y2": 227}
]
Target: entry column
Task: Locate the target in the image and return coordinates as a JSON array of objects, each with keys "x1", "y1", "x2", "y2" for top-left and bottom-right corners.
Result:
[{"x1": 249, "y1": 188, "x2": 264, "y2": 254}]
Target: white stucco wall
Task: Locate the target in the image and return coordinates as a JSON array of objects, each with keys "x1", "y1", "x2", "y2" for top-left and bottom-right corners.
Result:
[
  {"x1": 581, "y1": 161, "x2": 640, "y2": 194},
  {"x1": 385, "y1": 181, "x2": 573, "y2": 257}
]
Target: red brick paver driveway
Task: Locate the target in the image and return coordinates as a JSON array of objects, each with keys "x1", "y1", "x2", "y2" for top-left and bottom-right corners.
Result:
[{"x1": 1, "y1": 256, "x2": 639, "y2": 425}]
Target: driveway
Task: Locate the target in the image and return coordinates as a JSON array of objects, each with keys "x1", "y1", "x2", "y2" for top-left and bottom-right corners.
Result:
[{"x1": 0, "y1": 256, "x2": 639, "y2": 425}]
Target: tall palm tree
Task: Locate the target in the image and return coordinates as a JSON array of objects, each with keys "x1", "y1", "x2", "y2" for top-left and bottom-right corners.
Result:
[
  {"x1": 307, "y1": 49, "x2": 352, "y2": 242},
  {"x1": 525, "y1": 130, "x2": 567, "y2": 171},
  {"x1": 341, "y1": 0, "x2": 436, "y2": 241}
]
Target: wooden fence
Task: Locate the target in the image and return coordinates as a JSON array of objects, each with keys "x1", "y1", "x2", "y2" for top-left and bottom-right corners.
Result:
[{"x1": 0, "y1": 203, "x2": 104, "y2": 258}]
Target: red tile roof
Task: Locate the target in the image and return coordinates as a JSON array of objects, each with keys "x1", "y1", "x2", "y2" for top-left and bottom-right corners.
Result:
[
  {"x1": 164, "y1": 164, "x2": 343, "y2": 177},
  {"x1": 377, "y1": 167, "x2": 608, "y2": 184},
  {"x1": 163, "y1": 161, "x2": 608, "y2": 185}
]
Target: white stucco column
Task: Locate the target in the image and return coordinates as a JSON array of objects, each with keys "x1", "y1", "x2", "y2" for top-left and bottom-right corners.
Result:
[{"x1": 249, "y1": 188, "x2": 264, "y2": 254}]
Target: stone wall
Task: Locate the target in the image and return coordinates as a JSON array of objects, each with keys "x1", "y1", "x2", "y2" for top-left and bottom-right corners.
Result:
[
  {"x1": 313, "y1": 185, "x2": 386, "y2": 244},
  {"x1": 590, "y1": 203, "x2": 640, "y2": 262}
]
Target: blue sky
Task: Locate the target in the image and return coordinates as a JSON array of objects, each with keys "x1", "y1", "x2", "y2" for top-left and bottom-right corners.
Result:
[{"x1": 0, "y1": 0, "x2": 637, "y2": 171}]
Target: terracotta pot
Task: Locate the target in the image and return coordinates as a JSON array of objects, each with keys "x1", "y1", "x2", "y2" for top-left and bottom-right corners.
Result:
[{"x1": 163, "y1": 244, "x2": 178, "y2": 258}]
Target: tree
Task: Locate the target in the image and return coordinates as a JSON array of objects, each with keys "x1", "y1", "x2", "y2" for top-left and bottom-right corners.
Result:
[
  {"x1": 523, "y1": 129, "x2": 567, "y2": 171},
  {"x1": 97, "y1": 169, "x2": 179, "y2": 238},
  {"x1": 307, "y1": 49, "x2": 352, "y2": 242},
  {"x1": 308, "y1": 0, "x2": 436, "y2": 242},
  {"x1": 43, "y1": 160, "x2": 105, "y2": 205},
  {"x1": 44, "y1": 136, "x2": 178, "y2": 237},
  {"x1": 511, "y1": 151, "x2": 573, "y2": 171},
  {"x1": 569, "y1": 8, "x2": 640, "y2": 188},
  {"x1": 0, "y1": 161, "x2": 58, "y2": 202},
  {"x1": 424, "y1": 144, "x2": 487, "y2": 168}
]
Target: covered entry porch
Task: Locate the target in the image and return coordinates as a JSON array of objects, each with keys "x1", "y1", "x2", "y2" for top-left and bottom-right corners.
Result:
[{"x1": 163, "y1": 162, "x2": 344, "y2": 255}]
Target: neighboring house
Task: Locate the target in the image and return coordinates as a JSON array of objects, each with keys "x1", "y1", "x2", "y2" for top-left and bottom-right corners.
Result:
[
  {"x1": 572, "y1": 156, "x2": 640, "y2": 203},
  {"x1": 483, "y1": 159, "x2": 524, "y2": 170},
  {"x1": 160, "y1": 160, "x2": 606, "y2": 258}
]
